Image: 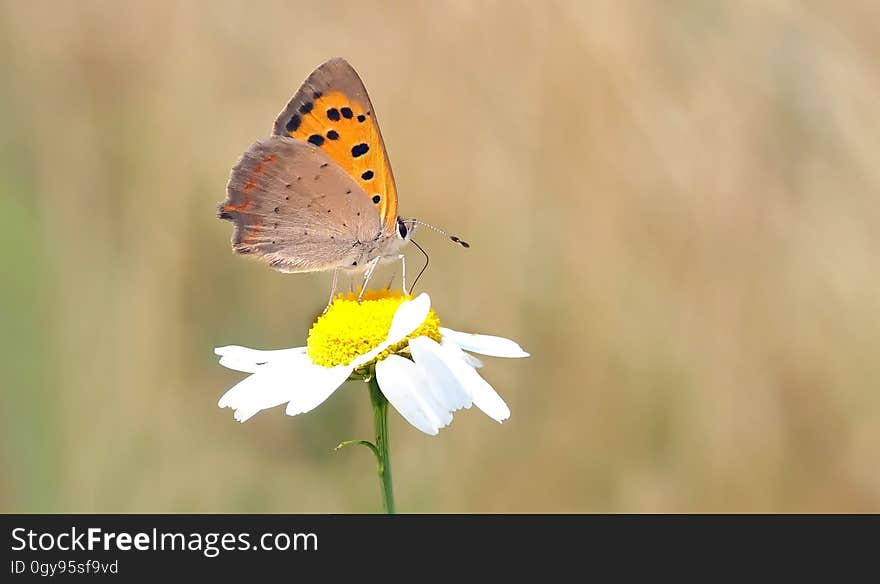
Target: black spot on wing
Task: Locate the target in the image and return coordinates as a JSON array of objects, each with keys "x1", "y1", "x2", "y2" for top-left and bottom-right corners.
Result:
[
  {"x1": 327, "y1": 108, "x2": 340, "y2": 121},
  {"x1": 326, "y1": 130, "x2": 339, "y2": 140},
  {"x1": 341, "y1": 107, "x2": 353, "y2": 119},
  {"x1": 372, "y1": 195, "x2": 381, "y2": 204},
  {"x1": 357, "y1": 114, "x2": 366, "y2": 123},
  {"x1": 285, "y1": 115, "x2": 301, "y2": 132},
  {"x1": 352, "y1": 143, "x2": 369, "y2": 157},
  {"x1": 361, "y1": 170, "x2": 374, "y2": 180},
  {"x1": 308, "y1": 134, "x2": 325, "y2": 146},
  {"x1": 299, "y1": 102, "x2": 313, "y2": 114}
]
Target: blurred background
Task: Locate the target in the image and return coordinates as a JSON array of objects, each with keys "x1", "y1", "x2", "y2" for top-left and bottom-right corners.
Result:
[{"x1": 2, "y1": 0, "x2": 880, "y2": 513}]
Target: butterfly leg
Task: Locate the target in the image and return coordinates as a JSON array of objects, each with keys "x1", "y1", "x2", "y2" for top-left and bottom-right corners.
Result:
[
  {"x1": 357, "y1": 257, "x2": 382, "y2": 302},
  {"x1": 324, "y1": 266, "x2": 341, "y2": 313},
  {"x1": 398, "y1": 254, "x2": 408, "y2": 295}
]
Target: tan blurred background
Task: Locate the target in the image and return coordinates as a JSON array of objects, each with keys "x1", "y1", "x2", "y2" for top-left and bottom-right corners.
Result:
[{"x1": 2, "y1": 0, "x2": 879, "y2": 513}]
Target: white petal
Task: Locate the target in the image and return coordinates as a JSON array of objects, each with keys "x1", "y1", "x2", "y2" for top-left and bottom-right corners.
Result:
[
  {"x1": 215, "y1": 345, "x2": 307, "y2": 373},
  {"x1": 387, "y1": 293, "x2": 431, "y2": 344},
  {"x1": 217, "y1": 354, "x2": 312, "y2": 422},
  {"x1": 461, "y1": 352, "x2": 484, "y2": 369},
  {"x1": 439, "y1": 328, "x2": 530, "y2": 358},
  {"x1": 375, "y1": 355, "x2": 452, "y2": 435},
  {"x1": 284, "y1": 362, "x2": 352, "y2": 416},
  {"x1": 437, "y1": 342, "x2": 511, "y2": 423},
  {"x1": 409, "y1": 337, "x2": 472, "y2": 411}
]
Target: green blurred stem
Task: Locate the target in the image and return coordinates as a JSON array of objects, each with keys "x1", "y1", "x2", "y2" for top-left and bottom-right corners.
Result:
[{"x1": 369, "y1": 375, "x2": 395, "y2": 514}]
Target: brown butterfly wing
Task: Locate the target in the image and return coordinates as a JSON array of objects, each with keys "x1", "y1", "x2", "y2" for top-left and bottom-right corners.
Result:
[
  {"x1": 272, "y1": 57, "x2": 398, "y2": 235},
  {"x1": 219, "y1": 136, "x2": 380, "y2": 273}
]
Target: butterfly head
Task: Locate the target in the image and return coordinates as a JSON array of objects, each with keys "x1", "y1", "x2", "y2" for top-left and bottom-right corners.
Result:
[{"x1": 396, "y1": 217, "x2": 417, "y2": 242}]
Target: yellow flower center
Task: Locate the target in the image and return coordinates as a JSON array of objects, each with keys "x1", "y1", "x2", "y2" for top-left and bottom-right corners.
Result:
[{"x1": 307, "y1": 289, "x2": 441, "y2": 368}]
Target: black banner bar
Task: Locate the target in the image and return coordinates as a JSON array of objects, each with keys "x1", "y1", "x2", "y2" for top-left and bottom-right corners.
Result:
[{"x1": 1, "y1": 514, "x2": 875, "y2": 578}]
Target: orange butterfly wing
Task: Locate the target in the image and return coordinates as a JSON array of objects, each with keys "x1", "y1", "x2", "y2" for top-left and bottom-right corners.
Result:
[{"x1": 273, "y1": 58, "x2": 398, "y2": 235}]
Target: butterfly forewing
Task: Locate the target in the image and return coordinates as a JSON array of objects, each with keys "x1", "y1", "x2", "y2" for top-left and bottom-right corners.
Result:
[
  {"x1": 272, "y1": 58, "x2": 399, "y2": 235},
  {"x1": 220, "y1": 136, "x2": 380, "y2": 273}
]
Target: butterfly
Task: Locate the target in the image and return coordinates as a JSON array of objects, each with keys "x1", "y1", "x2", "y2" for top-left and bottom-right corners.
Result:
[{"x1": 218, "y1": 58, "x2": 468, "y2": 304}]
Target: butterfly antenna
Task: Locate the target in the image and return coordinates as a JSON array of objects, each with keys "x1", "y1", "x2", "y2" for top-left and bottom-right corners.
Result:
[
  {"x1": 412, "y1": 220, "x2": 470, "y2": 248},
  {"x1": 411, "y1": 239, "x2": 430, "y2": 293}
]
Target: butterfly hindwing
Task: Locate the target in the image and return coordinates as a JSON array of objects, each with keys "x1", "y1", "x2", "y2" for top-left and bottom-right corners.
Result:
[
  {"x1": 272, "y1": 58, "x2": 398, "y2": 235},
  {"x1": 219, "y1": 136, "x2": 380, "y2": 273}
]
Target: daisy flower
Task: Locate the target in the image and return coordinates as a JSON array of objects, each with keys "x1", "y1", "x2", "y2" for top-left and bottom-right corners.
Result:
[
  {"x1": 215, "y1": 288, "x2": 528, "y2": 513},
  {"x1": 215, "y1": 290, "x2": 529, "y2": 435}
]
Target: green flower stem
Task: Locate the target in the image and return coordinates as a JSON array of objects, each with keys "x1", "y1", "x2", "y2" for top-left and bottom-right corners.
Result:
[{"x1": 368, "y1": 374, "x2": 395, "y2": 514}]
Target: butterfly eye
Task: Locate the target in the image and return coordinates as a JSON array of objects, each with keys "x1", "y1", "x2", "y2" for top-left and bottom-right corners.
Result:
[{"x1": 397, "y1": 218, "x2": 408, "y2": 239}]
